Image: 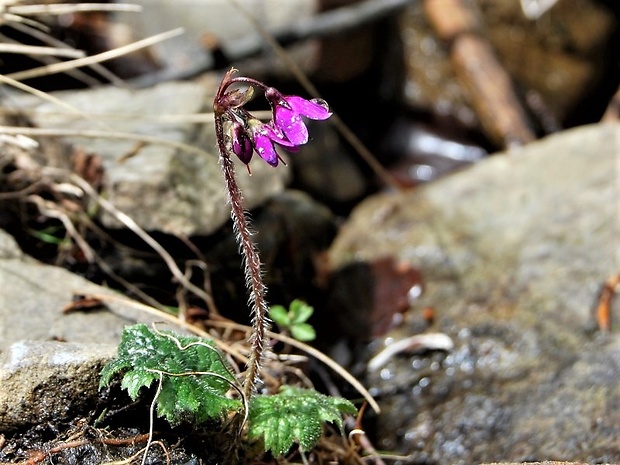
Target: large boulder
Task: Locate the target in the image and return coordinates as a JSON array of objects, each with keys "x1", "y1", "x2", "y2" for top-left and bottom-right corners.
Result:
[{"x1": 329, "y1": 123, "x2": 620, "y2": 463}]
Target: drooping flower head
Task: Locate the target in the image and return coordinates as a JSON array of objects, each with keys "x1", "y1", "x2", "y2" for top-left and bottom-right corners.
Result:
[{"x1": 213, "y1": 68, "x2": 332, "y2": 171}]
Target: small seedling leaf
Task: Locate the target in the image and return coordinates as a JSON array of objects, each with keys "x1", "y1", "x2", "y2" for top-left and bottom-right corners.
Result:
[
  {"x1": 290, "y1": 323, "x2": 316, "y2": 342},
  {"x1": 289, "y1": 299, "x2": 314, "y2": 325},
  {"x1": 269, "y1": 305, "x2": 290, "y2": 327}
]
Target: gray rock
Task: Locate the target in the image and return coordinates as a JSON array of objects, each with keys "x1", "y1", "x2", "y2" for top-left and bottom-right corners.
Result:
[
  {"x1": 11, "y1": 77, "x2": 289, "y2": 236},
  {"x1": 0, "y1": 228, "x2": 23, "y2": 260},
  {"x1": 0, "y1": 229, "x2": 161, "y2": 351},
  {"x1": 329, "y1": 123, "x2": 620, "y2": 463},
  {"x1": 0, "y1": 340, "x2": 116, "y2": 432}
]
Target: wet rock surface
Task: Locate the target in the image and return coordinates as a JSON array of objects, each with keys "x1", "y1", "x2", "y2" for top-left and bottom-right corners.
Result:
[
  {"x1": 329, "y1": 123, "x2": 620, "y2": 463},
  {"x1": 0, "y1": 341, "x2": 116, "y2": 432}
]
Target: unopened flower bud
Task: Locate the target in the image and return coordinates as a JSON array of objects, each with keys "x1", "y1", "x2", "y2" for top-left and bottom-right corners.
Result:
[{"x1": 231, "y1": 122, "x2": 253, "y2": 164}]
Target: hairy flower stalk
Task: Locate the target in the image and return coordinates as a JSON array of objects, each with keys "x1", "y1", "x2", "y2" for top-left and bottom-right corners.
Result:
[
  {"x1": 213, "y1": 69, "x2": 331, "y2": 400},
  {"x1": 217, "y1": 142, "x2": 268, "y2": 401}
]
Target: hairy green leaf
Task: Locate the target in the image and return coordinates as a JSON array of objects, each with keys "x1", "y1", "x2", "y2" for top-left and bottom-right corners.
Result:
[
  {"x1": 100, "y1": 324, "x2": 242, "y2": 426},
  {"x1": 248, "y1": 386, "x2": 357, "y2": 457}
]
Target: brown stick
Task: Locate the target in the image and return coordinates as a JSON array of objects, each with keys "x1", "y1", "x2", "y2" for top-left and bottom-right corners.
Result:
[
  {"x1": 424, "y1": 0, "x2": 535, "y2": 148},
  {"x1": 12, "y1": 434, "x2": 151, "y2": 465},
  {"x1": 595, "y1": 273, "x2": 620, "y2": 332}
]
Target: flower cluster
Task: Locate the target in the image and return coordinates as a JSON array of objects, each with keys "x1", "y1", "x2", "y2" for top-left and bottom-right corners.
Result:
[{"x1": 213, "y1": 69, "x2": 331, "y2": 170}]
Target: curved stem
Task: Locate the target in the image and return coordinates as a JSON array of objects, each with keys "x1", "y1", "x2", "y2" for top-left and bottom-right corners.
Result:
[
  {"x1": 228, "y1": 76, "x2": 267, "y2": 90},
  {"x1": 214, "y1": 113, "x2": 270, "y2": 400},
  {"x1": 216, "y1": 74, "x2": 270, "y2": 107}
]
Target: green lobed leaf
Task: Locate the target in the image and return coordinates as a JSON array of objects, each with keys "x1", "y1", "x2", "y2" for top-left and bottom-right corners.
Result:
[
  {"x1": 248, "y1": 386, "x2": 357, "y2": 457},
  {"x1": 99, "y1": 324, "x2": 242, "y2": 426}
]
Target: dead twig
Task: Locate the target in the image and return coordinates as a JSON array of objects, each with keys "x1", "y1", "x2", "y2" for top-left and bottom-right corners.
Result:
[
  {"x1": 595, "y1": 273, "x2": 620, "y2": 332},
  {"x1": 8, "y1": 433, "x2": 152, "y2": 465},
  {"x1": 205, "y1": 318, "x2": 381, "y2": 414},
  {"x1": 424, "y1": 0, "x2": 536, "y2": 148}
]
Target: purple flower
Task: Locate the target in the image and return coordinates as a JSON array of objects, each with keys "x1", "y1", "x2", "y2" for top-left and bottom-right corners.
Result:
[
  {"x1": 265, "y1": 88, "x2": 332, "y2": 146},
  {"x1": 219, "y1": 72, "x2": 332, "y2": 169}
]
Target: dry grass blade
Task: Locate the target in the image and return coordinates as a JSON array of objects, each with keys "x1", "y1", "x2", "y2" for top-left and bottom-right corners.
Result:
[
  {"x1": 6, "y1": 27, "x2": 184, "y2": 81},
  {"x1": 141, "y1": 374, "x2": 166, "y2": 465},
  {"x1": 81, "y1": 292, "x2": 249, "y2": 366},
  {"x1": 205, "y1": 319, "x2": 381, "y2": 414},
  {"x1": 0, "y1": 125, "x2": 211, "y2": 158},
  {"x1": 1, "y1": 12, "x2": 46, "y2": 30},
  {"x1": 26, "y1": 194, "x2": 95, "y2": 263},
  {"x1": 67, "y1": 172, "x2": 218, "y2": 314},
  {"x1": 6, "y1": 20, "x2": 124, "y2": 86},
  {"x1": 0, "y1": 74, "x2": 218, "y2": 313},
  {"x1": 1, "y1": 163, "x2": 217, "y2": 314},
  {"x1": 0, "y1": 107, "x2": 274, "y2": 124},
  {"x1": 0, "y1": 43, "x2": 85, "y2": 58},
  {"x1": 6, "y1": 3, "x2": 142, "y2": 16},
  {"x1": 0, "y1": 74, "x2": 114, "y2": 131}
]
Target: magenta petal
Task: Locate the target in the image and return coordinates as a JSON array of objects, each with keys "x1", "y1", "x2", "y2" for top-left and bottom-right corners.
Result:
[
  {"x1": 286, "y1": 96, "x2": 332, "y2": 120},
  {"x1": 253, "y1": 132, "x2": 279, "y2": 166},
  {"x1": 262, "y1": 124, "x2": 296, "y2": 147},
  {"x1": 274, "y1": 106, "x2": 308, "y2": 145}
]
